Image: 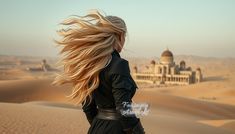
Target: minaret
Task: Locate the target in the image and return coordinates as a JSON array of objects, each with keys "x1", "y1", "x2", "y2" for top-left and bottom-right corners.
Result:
[
  {"x1": 133, "y1": 66, "x2": 138, "y2": 73},
  {"x1": 195, "y1": 67, "x2": 203, "y2": 82},
  {"x1": 150, "y1": 60, "x2": 156, "y2": 74}
]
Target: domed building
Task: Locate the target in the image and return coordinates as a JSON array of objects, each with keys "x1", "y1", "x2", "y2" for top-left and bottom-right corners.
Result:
[
  {"x1": 132, "y1": 49, "x2": 203, "y2": 85},
  {"x1": 160, "y1": 49, "x2": 174, "y2": 65}
]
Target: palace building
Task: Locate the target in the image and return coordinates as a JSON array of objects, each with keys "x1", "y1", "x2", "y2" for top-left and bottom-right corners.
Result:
[{"x1": 131, "y1": 49, "x2": 203, "y2": 85}]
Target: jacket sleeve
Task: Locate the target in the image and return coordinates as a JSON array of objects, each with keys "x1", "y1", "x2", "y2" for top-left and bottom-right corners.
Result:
[
  {"x1": 82, "y1": 94, "x2": 98, "y2": 125},
  {"x1": 109, "y1": 59, "x2": 139, "y2": 130}
]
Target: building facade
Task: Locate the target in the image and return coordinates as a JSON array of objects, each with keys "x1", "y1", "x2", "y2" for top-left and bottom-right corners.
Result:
[{"x1": 132, "y1": 49, "x2": 203, "y2": 85}]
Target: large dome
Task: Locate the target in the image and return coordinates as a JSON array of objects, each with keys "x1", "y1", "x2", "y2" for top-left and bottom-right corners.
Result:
[
  {"x1": 160, "y1": 49, "x2": 174, "y2": 65},
  {"x1": 161, "y1": 49, "x2": 173, "y2": 57}
]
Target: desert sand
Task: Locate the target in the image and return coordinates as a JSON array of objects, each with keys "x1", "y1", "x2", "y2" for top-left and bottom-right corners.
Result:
[{"x1": 0, "y1": 55, "x2": 235, "y2": 134}]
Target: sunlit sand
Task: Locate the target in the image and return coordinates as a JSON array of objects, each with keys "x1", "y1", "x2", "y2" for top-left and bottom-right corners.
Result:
[{"x1": 0, "y1": 55, "x2": 235, "y2": 134}]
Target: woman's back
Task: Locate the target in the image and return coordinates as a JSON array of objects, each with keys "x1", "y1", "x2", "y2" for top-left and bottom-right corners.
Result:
[
  {"x1": 94, "y1": 49, "x2": 137, "y2": 109},
  {"x1": 53, "y1": 10, "x2": 145, "y2": 134},
  {"x1": 82, "y1": 49, "x2": 143, "y2": 134}
]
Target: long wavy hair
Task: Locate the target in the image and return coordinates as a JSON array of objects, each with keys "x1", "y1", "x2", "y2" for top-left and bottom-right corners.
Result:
[{"x1": 52, "y1": 10, "x2": 127, "y2": 106}]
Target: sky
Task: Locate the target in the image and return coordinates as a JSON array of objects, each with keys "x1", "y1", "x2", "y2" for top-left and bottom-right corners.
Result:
[{"x1": 0, "y1": 0, "x2": 234, "y2": 58}]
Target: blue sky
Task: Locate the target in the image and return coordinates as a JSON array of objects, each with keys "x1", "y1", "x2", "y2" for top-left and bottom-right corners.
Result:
[{"x1": 0, "y1": 0, "x2": 234, "y2": 57}]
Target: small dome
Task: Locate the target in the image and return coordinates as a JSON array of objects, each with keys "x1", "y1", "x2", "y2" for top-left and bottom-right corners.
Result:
[
  {"x1": 180, "y1": 60, "x2": 186, "y2": 70},
  {"x1": 161, "y1": 49, "x2": 173, "y2": 57},
  {"x1": 196, "y1": 67, "x2": 201, "y2": 71},
  {"x1": 42, "y1": 59, "x2": 47, "y2": 63},
  {"x1": 180, "y1": 60, "x2": 186, "y2": 66},
  {"x1": 133, "y1": 66, "x2": 138, "y2": 70},
  {"x1": 180, "y1": 60, "x2": 185, "y2": 64},
  {"x1": 150, "y1": 60, "x2": 156, "y2": 65}
]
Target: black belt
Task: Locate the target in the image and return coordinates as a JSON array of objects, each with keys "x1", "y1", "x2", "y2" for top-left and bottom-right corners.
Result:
[{"x1": 96, "y1": 108, "x2": 122, "y2": 120}]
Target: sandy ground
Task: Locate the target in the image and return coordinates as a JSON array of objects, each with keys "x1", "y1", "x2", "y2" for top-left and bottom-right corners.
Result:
[{"x1": 0, "y1": 55, "x2": 235, "y2": 134}]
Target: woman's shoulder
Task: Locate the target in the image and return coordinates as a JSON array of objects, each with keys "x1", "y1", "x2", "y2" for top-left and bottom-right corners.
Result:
[
  {"x1": 102, "y1": 52, "x2": 139, "y2": 89},
  {"x1": 106, "y1": 53, "x2": 130, "y2": 77}
]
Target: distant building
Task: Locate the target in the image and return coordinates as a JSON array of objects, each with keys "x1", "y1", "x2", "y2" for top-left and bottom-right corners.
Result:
[
  {"x1": 41, "y1": 59, "x2": 51, "y2": 72},
  {"x1": 132, "y1": 49, "x2": 203, "y2": 85},
  {"x1": 26, "y1": 59, "x2": 57, "y2": 72}
]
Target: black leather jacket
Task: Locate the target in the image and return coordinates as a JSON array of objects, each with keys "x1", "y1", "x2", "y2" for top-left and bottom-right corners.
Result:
[{"x1": 82, "y1": 49, "x2": 144, "y2": 133}]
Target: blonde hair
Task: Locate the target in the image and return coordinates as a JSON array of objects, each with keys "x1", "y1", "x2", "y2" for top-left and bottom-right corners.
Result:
[{"x1": 52, "y1": 10, "x2": 127, "y2": 106}]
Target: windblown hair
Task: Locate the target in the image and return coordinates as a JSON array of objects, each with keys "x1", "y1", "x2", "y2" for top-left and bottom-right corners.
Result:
[{"x1": 52, "y1": 10, "x2": 127, "y2": 106}]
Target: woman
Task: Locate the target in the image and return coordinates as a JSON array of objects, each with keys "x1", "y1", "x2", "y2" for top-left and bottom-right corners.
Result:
[{"x1": 53, "y1": 10, "x2": 145, "y2": 134}]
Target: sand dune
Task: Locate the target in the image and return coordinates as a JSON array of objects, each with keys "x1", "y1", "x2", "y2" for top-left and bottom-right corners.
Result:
[
  {"x1": 0, "y1": 102, "x2": 89, "y2": 134},
  {"x1": 1, "y1": 55, "x2": 235, "y2": 133},
  {"x1": 221, "y1": 121, "x2": 235, "y2": 133},
  {"x1": 23, "y1": 101, "x2": 80, "y2": 109},
  {"x1": 0, "y1": 79, "x2": 70, "y2": 103},
  {"x1": 134, "y1": 91, "x2": 235, "y2": 120},
  {"x1": 1, "y1": 92, "x2": 235, "y2": 134},
  {"x1": 1, "y1": 81, "x2": 235, "y2": 133}
]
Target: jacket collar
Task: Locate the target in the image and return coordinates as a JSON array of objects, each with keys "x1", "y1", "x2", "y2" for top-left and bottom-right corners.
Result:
[{"x1": 112, "y1": 49, "x2": 120, "y2": 58}]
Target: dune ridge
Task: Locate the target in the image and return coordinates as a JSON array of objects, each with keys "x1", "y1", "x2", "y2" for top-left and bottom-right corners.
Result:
[{"x1": 1, "y1": 55, "x2": 235, "y2": 133}]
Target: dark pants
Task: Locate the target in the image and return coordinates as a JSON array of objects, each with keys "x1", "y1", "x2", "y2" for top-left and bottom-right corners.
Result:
[{"x1": 88, "y1": 117, "x2": 126, "y2": 134}]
